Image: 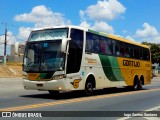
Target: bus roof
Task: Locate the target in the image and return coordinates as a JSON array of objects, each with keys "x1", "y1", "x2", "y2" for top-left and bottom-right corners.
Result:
[
  {"x1": 31, "y1": 25, "x2": 88, "y2": 32},
  {"x1": 31, "y1": 25, "x2": 149, "y2": 49}
]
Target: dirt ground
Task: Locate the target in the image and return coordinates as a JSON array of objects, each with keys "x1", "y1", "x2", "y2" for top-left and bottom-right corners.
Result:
[{"x1": 0, "y1": 65, "x2": 22, "y2": 78}]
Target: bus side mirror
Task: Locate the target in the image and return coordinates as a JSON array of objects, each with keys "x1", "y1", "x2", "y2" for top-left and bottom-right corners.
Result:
[{"x1": 61, "y1": 38, "x2": 71, "y2": 53}]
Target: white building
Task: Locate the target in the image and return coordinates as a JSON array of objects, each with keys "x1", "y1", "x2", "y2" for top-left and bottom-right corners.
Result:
[{"x1": 9, "y1": 42, "x2": 25, "y2": 63}]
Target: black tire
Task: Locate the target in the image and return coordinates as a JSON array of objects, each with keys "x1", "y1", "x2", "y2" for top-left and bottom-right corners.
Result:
[
  {"x1": 85, "y1": 81, "x2": 94, "y2": 96},
  {"x1": 48, "y1": 90, "x2": 59, "y2": 96},
  {"x1": 138, "y1": 80, "x2": 143, "y2": 90},
  {"x1": 133, "y1": 80, "x2": 139, "y2": 90},
  {"x1": 133, "y1": 80, "x2": 142, "y2": 90}
]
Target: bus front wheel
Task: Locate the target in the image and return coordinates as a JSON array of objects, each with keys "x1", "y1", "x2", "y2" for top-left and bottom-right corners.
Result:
[{"x1": 85, "y1": 81, "x2": 94, "y2": 96}]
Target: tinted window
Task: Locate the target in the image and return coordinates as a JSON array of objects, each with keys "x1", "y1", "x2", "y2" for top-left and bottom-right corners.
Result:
[
  {"x1": 99, "y1": 36, "x2": 112, "y2": 55},
  {"x1": 86, "y1": 32, "x2": 100, "y2": 53},
  {"x1": 143, "y1": 49, "x2": 150, "y2": 60},
  {"x1": 134, "y1": 47, "x2": 140, "y2": 59},
  {"x1": 67, "y1": 29, "x2": 84, "y2": 74},
  {"x1": 85, "y1": 32, "x2": 150, "y2": 61},
  {"x1": 86, "y1": 32, "x2": 94, "y2": 53}
]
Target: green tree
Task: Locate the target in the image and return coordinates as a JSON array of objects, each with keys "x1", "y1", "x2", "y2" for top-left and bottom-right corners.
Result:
[{"x1": 142, "y1": 42, "x2": 160, "y2": 64}]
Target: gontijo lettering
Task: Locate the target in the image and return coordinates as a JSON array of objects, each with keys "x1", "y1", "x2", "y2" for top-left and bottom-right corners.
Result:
[{"x1": 123, "y1": 60, "x2": 140, "y2": 67}]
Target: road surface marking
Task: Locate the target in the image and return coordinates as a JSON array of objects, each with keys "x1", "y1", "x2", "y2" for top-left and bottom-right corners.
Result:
[{"x1": 0, "y1": 88, "x2": 160, "y2": 111}]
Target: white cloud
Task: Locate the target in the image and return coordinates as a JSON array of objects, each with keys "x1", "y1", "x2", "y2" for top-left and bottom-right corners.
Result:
[
  {"x1": 0, "y1": 31, "x2": 16, "y2": 45},
  {"x1": 79, "y1": 0, "x2": 126, "y2": 35},
  {"x1": 91, "y1": 21, "x2": 114, "y2": 33},
  {"x1": 0, "y1": 35, "x2": 5, "y2": 44},
  {"x1": 17, "y1": 27, "x2": 31, "y2": 42},
  {"x1": 125, "y1": 35, "x2": 136, "y2": 42},
  {"x1": 15, "y1": 5, "x2": 71, "y2": 28},
  {"x1": 0, "y1": 46, "x2": 3, "y2": 56},
  {"x1": 14, "y1": 5, "x2": 72, "y2": 43},
  {"x1": 0, "y1": 35, "x2": 4, "y2": 56},
  {"x1": 0, "y1": 31, "x2": 16, "y2": 55},
  {"x1": 0, "y1": 27, "x2": 31, "y2": 56},
  {"x1": 80, "y1": 0, "x2": 126, "y2": 21},
  {"x1": 135, "y1": 23, "x2": 158, "y2": 38},
  {"x1": 79, "y1": 21, "x2": 114, "y2": 34},
  {"x1": 6, "y1": 31, "x2": 17, "y2": 45},
  {"x1": 135, "y1": 23, "x2": 160, "y2": 43},
  {"x1": 79, "y1": 10, "x2": 85, "y2": 21},
  {"x1": 79, "y1": 21, "x2": 91, "y2": 29}
]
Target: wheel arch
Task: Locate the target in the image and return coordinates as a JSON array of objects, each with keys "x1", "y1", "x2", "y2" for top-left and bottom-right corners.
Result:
[{"x1": 85, "y1": 73, "x2": 96, "y2": 89}]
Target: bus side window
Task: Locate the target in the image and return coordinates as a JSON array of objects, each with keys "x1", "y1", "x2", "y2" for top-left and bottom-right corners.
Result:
[
  {"x1": 143, "y1": 49, "x2": 150, "y2": 60},
  {"x1": 140, "y1": 49, "x2": 143, "y2": 60},
  {"x1": 124, "y1": 45, "x2": 128, "y2": 57},
  {"x1": 93, "y1": 34, "x2": 100, "y2": 53},
  {"x1": 116, "y1": 46, "x2": 120, "y2": 55},
  {"x1": 115, "y1": 41, "x2": 121, "y2": 56},
  {"x1": 86, "y1": 33, "x2": 100, "y2": 53},
  {"x1": 127, "y1": 44, "x2": 134, "y2": 58},
  {"x1": 112, "y1": 40, "x2": 116, "y2": 55},
  {"x1": 125, "y1": 45, "x2": 130, "y2": 58},
  {"x1": 134, "y1": 47, "x2": 140, "y2": 59},
  {"x1": 86, "y1": 32, "x2": 93, "y2": 53},
  {"x1": 106, "y1": 38, "x2": 113, "y2": 55},
  {"x1": 99, "y1": 36, "x2": 107, "y2": 54},
  {"x1": 120, "y1": 44, "x2": 124, "y2": 56},
  {"x1": 100, "y1": 40, "x2": 106, "y2": 54},
  {"x1": 99, "y1": 37, "x2": 113, "y2": 55}
]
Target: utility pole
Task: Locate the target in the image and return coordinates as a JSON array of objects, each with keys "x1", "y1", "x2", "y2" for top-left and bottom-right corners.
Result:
[{"x1": 4, "y1": 23, "x2": 7, "y2": 65}]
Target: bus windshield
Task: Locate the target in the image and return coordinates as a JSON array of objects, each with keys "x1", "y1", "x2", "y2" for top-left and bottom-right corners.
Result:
[
  {"x1": 29, "y1": 28, "x2": 68, "y2": 41},
  {"x1": 23, "y1": 40, "x2": 65, "y2": 72}
]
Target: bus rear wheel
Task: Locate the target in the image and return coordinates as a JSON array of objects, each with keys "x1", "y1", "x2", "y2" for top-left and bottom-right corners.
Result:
[
  {"x1": 85, "y1": 81, "x2": 93, "y2": 96},
  {"x1": 138, "y1": 80, "x2": 143, "y2": 90},
  {"x1": 133, "y1": 80, "x2": 142, "y2": 90}
]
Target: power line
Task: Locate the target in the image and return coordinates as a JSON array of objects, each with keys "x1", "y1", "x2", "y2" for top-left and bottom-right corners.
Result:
[
  {"x1": 1, "y1": 22, "x2": 19, "y2": 29},
  {"x1": 1, "y1": 22, "x2": 32, "y2": 32}
]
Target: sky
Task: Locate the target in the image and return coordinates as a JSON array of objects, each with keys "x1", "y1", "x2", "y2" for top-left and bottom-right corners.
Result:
[{"x1": 0, "y1": 0, "x2": 160, "y2": 55}]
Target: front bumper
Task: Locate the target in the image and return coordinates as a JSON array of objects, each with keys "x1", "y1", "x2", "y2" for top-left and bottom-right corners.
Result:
[{"x1": 22, "y1": 79, "x2": 68, "y2": 91}]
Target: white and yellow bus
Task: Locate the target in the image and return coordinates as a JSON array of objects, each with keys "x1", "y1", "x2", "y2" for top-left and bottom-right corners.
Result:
[{"x1": 22, "y1": 26, "x2": 152, "y2": 95}]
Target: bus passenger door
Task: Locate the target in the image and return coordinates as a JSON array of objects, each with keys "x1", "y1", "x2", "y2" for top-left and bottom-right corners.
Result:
[
  {"x1": 66, "y1": 29, "x2": 83, "y2": 74},
  {"x1": 66, "y1": 29, "x2": 84, "y2": 89}
]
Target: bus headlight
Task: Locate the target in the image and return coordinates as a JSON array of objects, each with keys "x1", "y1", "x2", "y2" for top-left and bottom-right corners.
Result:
[{"x1": 52, "y1": 75, "x2": 65, "y2": 80}]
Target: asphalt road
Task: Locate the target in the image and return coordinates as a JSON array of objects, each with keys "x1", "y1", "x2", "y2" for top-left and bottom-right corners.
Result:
[{"x1": 0, "y1": 77, "x2": 160, "y2": 120}]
